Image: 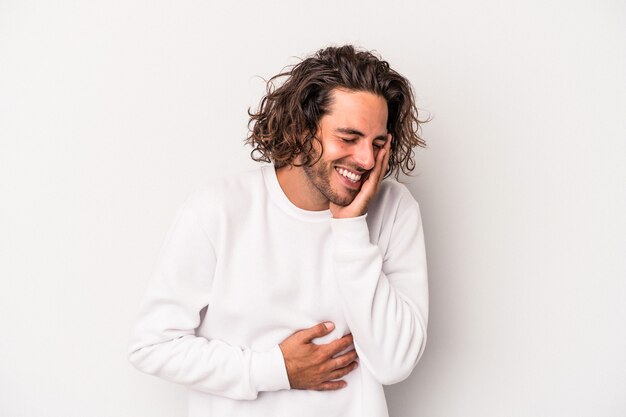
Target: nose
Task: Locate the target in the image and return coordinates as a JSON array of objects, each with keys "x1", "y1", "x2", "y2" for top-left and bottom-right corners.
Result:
[{"x1": 354, "y1": 141, "x2": 376, "y2": 171}]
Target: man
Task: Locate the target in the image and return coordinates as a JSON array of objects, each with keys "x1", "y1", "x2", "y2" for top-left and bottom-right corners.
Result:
[{"x1": 128, "y1": 45, "x2": 428, "y2": 417}]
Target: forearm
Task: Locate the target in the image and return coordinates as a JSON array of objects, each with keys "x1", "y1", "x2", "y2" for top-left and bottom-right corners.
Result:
[
  {"x1": 128, "y1": 326, "x2": 288, "y2": 400},
  {"x1": 127, "y1": 271, "x2": 290, "y2": 399},
  {"x1": 331, "y1": 202, "x2": 428, "y2": 384}
]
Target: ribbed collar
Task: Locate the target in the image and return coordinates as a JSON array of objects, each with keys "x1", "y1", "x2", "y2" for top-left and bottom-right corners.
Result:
[{"x1": 261, "y1": 165, "x2": 331, "y2": 222}]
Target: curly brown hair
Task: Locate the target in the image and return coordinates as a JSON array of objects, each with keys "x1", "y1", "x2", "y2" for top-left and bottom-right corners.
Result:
[{"x1": 246, "y1": 45, "x2": 427, "y2": 178}]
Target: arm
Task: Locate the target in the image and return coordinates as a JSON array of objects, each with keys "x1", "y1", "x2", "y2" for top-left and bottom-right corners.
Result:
[
  {"x1": 127, "y1": 194, "x2": 290, "y2": 400},
  {"x1": 329, "y1": 139, "x2": 428, "y2": 385},
  {"x1": 331, "y1": 192, "x2": 428, "y2": 385}
]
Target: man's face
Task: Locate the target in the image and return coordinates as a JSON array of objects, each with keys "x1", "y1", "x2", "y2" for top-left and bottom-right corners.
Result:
[{"x1": 303, "y1": 88, "x2": 389, "y2": 207}]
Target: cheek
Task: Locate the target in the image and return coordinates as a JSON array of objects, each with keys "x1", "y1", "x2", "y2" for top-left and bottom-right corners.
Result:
[{"x1": 323, "y1": 142, "x2": 349, "y2": 160}]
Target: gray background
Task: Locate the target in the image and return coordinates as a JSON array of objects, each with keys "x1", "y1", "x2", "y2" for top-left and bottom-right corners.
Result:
[{"x1": 1, "y1": 1, "x2": 625, "y2": 416}]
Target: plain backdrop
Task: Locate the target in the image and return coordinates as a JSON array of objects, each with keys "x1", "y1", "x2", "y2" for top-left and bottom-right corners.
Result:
[{"x1": 1, "y1": 1, "x2": 625, "y2": 416}]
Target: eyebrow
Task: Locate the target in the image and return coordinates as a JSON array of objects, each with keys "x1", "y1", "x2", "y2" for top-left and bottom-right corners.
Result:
[{"x1": 335, "y1": 127, "x2": 387, "y2": 141}]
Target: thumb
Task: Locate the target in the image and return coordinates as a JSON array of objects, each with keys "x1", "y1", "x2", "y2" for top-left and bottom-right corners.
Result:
[{"x1": 301, "y1": 321, "x2": 335, "y2": 342}]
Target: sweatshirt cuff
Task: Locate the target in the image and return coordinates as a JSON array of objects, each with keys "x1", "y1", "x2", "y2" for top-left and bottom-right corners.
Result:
[
  {"x1": 250, "y1": 345, "x2": 291, "y2": 393},
  {"x1": 330, "y1": 214, "x2": 371, "y2": 250}
]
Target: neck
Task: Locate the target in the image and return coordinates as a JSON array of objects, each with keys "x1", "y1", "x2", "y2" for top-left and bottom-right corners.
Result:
[{"x1": 275, "y1": 165, "x2": 329, "y2": 211}]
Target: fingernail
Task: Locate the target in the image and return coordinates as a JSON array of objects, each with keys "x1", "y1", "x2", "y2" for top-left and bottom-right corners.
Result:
[{"x1": 324, "y1": 322, "x2": 334, "y2": 330}]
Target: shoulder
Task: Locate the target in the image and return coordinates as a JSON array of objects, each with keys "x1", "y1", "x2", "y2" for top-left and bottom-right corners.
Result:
[
  {"x1": 371, "y1": 179, "x2": 420, "y2": 214},
  {"x1": 180, "y1": 167, "x2": 266, "y2": 232},
  {"x1": 366, "y1": 179, "x2": 423, "y2": 251},
  {"x1": 368, "y1": 179, "x2": 422, "y2": 229},
  {"x1": 185, "y1": 167, "x2": 265, "y2": 210}
]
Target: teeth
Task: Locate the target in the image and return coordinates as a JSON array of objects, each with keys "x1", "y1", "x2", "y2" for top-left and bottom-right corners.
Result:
[{"x1": 336, "y1": 167, "x2": 361, "y2": 182}]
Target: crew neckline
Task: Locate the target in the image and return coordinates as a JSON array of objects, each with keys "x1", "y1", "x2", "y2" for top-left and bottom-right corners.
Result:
[{"x1": 261, "y1": 165, "x2": 331, "y2": 222}]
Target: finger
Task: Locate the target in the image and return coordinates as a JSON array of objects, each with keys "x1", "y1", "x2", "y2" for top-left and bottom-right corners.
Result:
[
  {"x1": 327, "y1": 360, "x2": 359, "y2": 381},
  {"x1": 323, "y1": 333, "x2": 354, "y2": 356},
  {"x1": 378, "y1": 151, "x2": 389, "y2": 185},
  {"x1": 379, "y1": 136, "x2": 392, "y2": 176},
  {"x1": 380, "y1": 135, "x2": 392, "y2": 180},
  {"x1": 329, "y1": 349, "x2": 358, "y2": 370},
  {"x1": 375, "y1": 148, "x2": 387, "y2": 184},
  {"x1": 311, "y1": 380, "x2": 348, "y2": 391},
  {"x1": 373, "y1": 134, "x2": 391, "y2": 183},
  {"x1": 299, "y1": 321, "x2": 335, "y2": 342},
  {"x1": 366, "y1": 144, "x2": 388, "y2": 188}
]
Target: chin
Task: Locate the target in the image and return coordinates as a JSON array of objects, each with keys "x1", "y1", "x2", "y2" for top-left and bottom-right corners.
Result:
[
  {"x1": 327, "y1": 188, "x2": 359, "y2": 207},
  {"x1": 303, "y1": 163, "x2": 360, "y2": 207}
]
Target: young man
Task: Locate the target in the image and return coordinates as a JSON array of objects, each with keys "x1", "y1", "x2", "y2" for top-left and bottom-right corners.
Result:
[{"x1": 128, "y1": 45, "x2": 429, "y2": 417}]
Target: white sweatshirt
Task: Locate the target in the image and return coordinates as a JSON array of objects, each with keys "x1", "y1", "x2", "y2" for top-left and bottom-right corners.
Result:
[{"x1": 128, "y1": 165, "x2": 428, "y2": 417}]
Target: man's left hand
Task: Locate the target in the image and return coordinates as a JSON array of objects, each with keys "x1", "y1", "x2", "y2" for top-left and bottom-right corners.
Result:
[{"x1": 330, "y1": 134, "x2": 391, "y2": 219}]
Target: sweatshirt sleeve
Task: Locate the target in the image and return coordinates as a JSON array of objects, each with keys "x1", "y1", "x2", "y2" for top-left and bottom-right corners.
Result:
[
  {"x1": 330, "y1": 190, "x2": 428, "y2": 385},
  {"x1": 127, "y1": 194, "x2": 290, "y2": 400}
]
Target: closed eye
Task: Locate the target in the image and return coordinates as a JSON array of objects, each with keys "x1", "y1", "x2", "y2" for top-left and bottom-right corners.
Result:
[{"x1": 340, "y1": 137, "x2": 357, "y2": 143}]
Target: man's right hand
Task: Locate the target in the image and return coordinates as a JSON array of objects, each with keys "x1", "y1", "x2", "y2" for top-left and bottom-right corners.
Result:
[{"x1": 278, "y1": 322, "x2": 359, "y2": 391}]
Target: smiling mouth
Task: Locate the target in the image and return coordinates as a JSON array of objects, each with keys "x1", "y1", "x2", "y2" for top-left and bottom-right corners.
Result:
[{"x1": 335, "y1": 167, "x2": 362, "y2": 183}]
